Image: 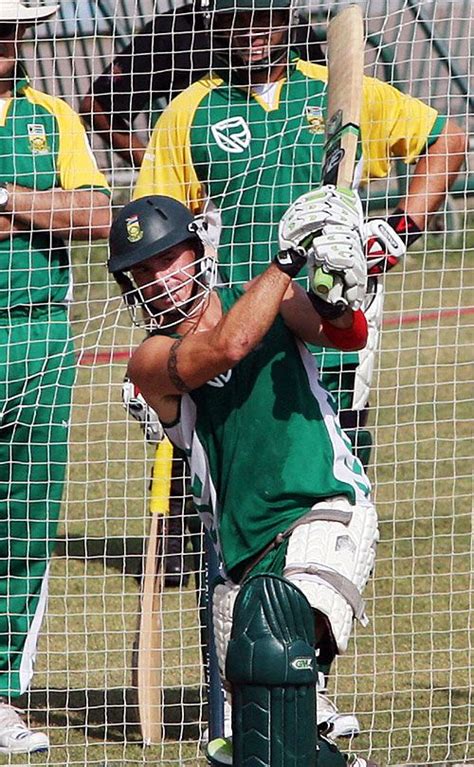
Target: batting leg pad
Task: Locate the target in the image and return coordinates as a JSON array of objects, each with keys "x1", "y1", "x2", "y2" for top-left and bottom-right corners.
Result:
[
  {"x1": 226, "y1": 574, "x2": 318, "y2": 767},
  {"x1": 213, "y1": 579, "x2": 240, "y2": 679},
  {"x1": 284, "y1": 496, "x2": 379, "y2": 654}
]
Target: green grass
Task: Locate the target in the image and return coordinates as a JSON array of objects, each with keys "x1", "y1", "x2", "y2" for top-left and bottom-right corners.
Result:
[{"x1": 6, "y1": 223, "x2": 473, "y2": 766}]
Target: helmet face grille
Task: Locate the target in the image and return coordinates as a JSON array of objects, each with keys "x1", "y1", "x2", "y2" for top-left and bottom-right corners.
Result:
[{"x1": 123, "y1": 251, "x2": 218, "y2": 333}]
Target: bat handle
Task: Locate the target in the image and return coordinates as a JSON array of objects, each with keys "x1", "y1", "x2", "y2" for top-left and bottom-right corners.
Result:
[{"x1": 312, "y1": 265, "x2": 336, "y2": 296}]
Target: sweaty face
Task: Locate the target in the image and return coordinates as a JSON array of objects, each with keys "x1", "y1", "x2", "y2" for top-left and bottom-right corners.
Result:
[
  {"x1": 128, "y1": 238, "x2": 216, "y2": 331},
  {"x1": 131, "y1": 242, "x2": 198, "y2": 320},
  {"x1": 213, "y1": 9, "x2": 289, "y2": 73}
]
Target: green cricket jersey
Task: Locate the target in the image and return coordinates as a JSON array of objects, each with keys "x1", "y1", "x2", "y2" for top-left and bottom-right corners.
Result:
[
  {"x1": 0, "y1": 67, "x2": 109, "y2": 310},
  {"x1": 164, "y1": 287, "x2": 371, "y2": 576}
]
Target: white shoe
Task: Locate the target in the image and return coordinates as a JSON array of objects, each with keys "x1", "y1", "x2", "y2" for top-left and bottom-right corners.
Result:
[
  {"x1": 0, "y1": 702, "x2": 49, "y2": 755},
  {"x1": 317, "y1": 691, "x2": 360, "y2": 740}
]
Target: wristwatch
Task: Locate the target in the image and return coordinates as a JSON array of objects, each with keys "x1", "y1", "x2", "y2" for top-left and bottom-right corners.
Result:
[{"x1": 0, "y1": 184, "x2": 9, "y2": 212}]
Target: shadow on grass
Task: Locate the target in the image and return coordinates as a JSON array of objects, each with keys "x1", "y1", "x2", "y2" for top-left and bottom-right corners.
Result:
[
  {"x1": 54, "y1": 534, "x2": 145, "y2": 579},
  {"x1": 54, "y1": 533, "x2": 198, "y2": 585},
  {"x1": 17, "y1": 685, "x2": 204, "y2": 743}
]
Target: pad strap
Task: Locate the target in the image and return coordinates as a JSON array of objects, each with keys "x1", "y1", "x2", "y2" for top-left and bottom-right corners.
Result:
[
  {"x1": 273, "y1": 247, "x2": 307, "y2": 277},
  {"x1": 284, "y1": 565, "x2": 367, "y2": 624}
]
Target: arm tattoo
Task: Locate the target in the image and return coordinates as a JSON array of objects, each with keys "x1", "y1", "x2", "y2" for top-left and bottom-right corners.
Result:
[{"x1": 168, "y1": 337, "x2": 190, "y2": 393}]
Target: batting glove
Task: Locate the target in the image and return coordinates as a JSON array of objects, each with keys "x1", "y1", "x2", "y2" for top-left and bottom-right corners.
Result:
[
  {"x1": 278, "y1": 185, "x2": 364, "y2": 254},
  {"x1": 309, "y1": 223, "x2": 367, "y2": 310},
  {"x1": 278, "y1": 185, "x2": 367, "y2": 310},
  {"x1": 122, "y1": 376, "x2": 164, "y2": 444},
  {"x1": 364, "y1": 210, "x2": 422, "y2": 276},
  {"x1": 364, "y1": 219, "x2": 406, "y2": 275}
]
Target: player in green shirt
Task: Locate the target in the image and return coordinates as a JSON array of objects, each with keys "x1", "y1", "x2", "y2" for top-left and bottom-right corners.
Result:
[
  {"x1": 0, "y1": 2, "x2": 110, "y2": 754},
  {"x1": 108, "y1": 189, "x2": 379, "y2": 767}
]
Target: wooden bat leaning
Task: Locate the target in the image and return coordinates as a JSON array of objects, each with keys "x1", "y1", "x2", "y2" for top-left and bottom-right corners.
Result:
[
  {"x1": 137, "y1": 437, "x2": 174, "y2": 745},
  {"x1": 313, "y1": 4, "x2": 365, "y2": 297}
]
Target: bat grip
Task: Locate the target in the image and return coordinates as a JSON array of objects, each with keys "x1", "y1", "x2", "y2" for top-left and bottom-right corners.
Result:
[{"x1": 312, "y1": 265, "x2": 336, "y2": 295}]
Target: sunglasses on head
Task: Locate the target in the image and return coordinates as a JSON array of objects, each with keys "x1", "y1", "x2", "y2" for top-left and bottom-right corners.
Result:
[{"x1": 0, "y1": 23, "x2": 19, "y2": 39}]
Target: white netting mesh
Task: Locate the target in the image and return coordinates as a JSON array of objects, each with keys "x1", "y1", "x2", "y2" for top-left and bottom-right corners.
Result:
[{"x1": 1, "y1": 0, "x2": 472, "y2": 765}]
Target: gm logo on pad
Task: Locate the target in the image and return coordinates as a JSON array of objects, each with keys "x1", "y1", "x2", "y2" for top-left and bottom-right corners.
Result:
[{"x1": 291, "y1": 657, "x2": 314, "y2": 671}]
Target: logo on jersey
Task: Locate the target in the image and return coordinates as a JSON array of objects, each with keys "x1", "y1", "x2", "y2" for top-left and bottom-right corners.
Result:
[
  {"x1": 211, "y1": 117, "x2": 251, "y2": 154},
  {"x1": 27, "y1": 124, "x2": 49, "y2": 154},
  {"x1": 207, "y1": 370, "x2": 232, "y2": 388},
  {"x1": 126, "y1": 215, "x2": 144, "y2": 243},
  {"x1": 305, "y1": 106, "x2": 325, "y2": 135}
]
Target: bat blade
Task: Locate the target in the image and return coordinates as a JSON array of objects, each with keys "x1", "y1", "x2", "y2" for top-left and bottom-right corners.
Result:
[
  {"x1": 313, "y1": 5, "x2": 365, "y2": 296},
  {"x1": 322, "y1": 4, "x2": 365, "y2": 189},
  {"x1": 136, "y1": 437, "x2": 173, "y2": 745}
]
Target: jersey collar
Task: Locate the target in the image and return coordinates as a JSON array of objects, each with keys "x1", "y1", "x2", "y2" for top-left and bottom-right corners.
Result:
[{"x1": 12, "y1": 62, "x2": 30, "y2": 95}]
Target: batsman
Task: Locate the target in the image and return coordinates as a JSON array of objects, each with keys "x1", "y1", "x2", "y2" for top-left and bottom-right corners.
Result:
[{"x1": 108, "y1": 188, "x2": 379, "y2": 767}]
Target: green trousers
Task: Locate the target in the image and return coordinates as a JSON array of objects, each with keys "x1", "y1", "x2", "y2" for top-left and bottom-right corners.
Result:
[{"x1": 0, "y1": 307, "x2": 75, "y2": 697}]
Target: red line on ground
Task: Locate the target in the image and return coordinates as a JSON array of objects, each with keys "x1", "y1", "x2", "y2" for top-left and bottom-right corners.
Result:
[
  {"x1": 76, "y1": 306, "x2": 474, "y2": 365},
  {"x1": 77, "y1": 349, "x2": 132, "y2": 365},
  {"x1": 383, "y1": 306, "x2": 474, "y2": 326}
]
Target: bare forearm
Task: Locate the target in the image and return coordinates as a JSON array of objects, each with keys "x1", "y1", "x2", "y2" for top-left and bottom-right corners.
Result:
[
  {"x1": 129, "y1": 262, "x2": 293, "y2": 403},
  {"x1": 399, "y1": 119, "x2": 467, "y2": 229},
  {"x1": 5, "y1": 185, "x2": 111, "y2": 240},
  {"x1": 92, "y1": 109, "x2": 146, "y2": 167},
  {"x1": 210, "y1": 263, "x2": 292, "y2": 363},
  {"x1": 110, "y1": 132, "x2": 146, "y2": 168}
]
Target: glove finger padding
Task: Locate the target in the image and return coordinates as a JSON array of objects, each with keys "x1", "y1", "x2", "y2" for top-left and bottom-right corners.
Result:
[
  {"x1": 279, "y1": 185, "x2": 363, "y2": 254},
  {"x1": 279, "y1": 185, "x2": 367, "y2": 310},
  {"x1": 308, "y1": 226, "x2": 367, "y2": 310}
]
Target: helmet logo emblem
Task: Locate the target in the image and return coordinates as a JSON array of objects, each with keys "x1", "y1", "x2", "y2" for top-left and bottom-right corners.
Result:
[
  {"x1": 126, "y1": 215, "x2": 144, "y2": 243},
  {"x1": 211, "y1": 116, "x2": 251, "y2": 154}
]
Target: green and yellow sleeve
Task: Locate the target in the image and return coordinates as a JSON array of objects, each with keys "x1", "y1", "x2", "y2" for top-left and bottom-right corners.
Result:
[
  {"x1": 25, "y1": 87, "x2": 109, "y2": 192},
  {"x1": 360, "y1": 76, "x2": 444, "y2": 180},
  {"x1": 133, "y1": 78, "x2": 217, "y2": 212}
]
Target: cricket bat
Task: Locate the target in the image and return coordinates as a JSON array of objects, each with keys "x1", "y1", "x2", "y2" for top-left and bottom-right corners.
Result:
[
  {"x1": 136, "y1": 437, "x2": 174, "y2": 745},
  {"x1": 313, "y1": 4, "x2": 365, "y2": 297}
]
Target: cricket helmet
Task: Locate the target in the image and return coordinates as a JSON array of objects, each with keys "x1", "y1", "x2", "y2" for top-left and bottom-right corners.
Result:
[{"x1": 108, "y1": 196, "x2": 217, "y2": 331}]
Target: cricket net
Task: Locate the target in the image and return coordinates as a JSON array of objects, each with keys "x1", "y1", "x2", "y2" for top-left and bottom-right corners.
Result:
[{"x1": 6, "y1": 1, "x2": 472, "y2": 765}]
